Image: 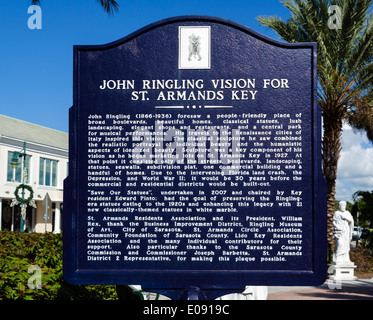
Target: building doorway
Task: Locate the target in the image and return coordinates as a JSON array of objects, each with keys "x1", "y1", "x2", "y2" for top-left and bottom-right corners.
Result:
[{"x1": 1, "y1": 199, "x2": 34, "y2": 232}]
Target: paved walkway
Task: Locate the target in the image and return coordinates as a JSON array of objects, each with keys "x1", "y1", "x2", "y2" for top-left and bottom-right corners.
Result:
[
  {"x1": 267, "y1": 279, "x2": 373, "y2": 300},
  {"x1": 136, "y1": 278, "x2": 373, "y2": 300}
]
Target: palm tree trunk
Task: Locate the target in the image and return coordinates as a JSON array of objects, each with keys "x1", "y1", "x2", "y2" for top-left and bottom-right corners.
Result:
[
  {"x1": 322, "y1": 111, "x2": 343, "y2": 262},
  {"x1": 326, "y1": 178, "x2": 337, "y2": 261}
]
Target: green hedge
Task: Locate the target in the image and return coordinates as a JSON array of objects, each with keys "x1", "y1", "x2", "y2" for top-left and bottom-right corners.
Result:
[{"x1": 0, "y1": 231, "x2": 118, "y2": 300}]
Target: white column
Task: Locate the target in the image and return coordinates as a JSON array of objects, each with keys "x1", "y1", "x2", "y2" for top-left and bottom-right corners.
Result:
[
  {"x1": 54, "y1": 202, "x2": 61, "y2": 233},
  {"x1": 32, "y1": 207, "x2": 36, "y2": 232},
  {"x1": 0, "y1": 198, "x2": 2, "y2": 231},
  {"x1": 11, "y1": 206, "x2": 14, "y2": 231}
]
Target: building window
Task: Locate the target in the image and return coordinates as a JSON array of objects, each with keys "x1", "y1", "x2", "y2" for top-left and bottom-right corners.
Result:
[
  {"x1": 7, "y1": 151, "x2": 31, "y2": 183},
  {"x1": 39, "y1": 158, "x2": 58, "y2": 187}
]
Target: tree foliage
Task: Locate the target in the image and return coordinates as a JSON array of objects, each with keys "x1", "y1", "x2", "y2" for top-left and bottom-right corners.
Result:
[
  {"x1": 257, "y1": 0, "x2": 373, "y2": 259},
  {"x1": 353, "y1": 190, "x2": 373, "y2": 228},
  {"x1": 258, "y1": 0, "x2": 373, "y2": 140}
]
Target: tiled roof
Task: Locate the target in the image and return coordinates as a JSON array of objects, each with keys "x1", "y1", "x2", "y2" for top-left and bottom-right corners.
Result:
[{"x1": 0, "y1": 114, "x2": 68, "y2": 150}]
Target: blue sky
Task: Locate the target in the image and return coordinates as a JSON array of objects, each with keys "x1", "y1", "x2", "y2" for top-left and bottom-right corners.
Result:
[
  {"x1": 0, "y1": 0, "x2": 372, "y2": 202},
  {"x1": 0, "y1": 0, "x2": 289, "y2": 133}
]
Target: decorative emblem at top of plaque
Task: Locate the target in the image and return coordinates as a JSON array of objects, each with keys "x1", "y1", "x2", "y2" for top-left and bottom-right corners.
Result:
[
  {"x1": 179, "y1": 26, "x2": 211, "y2": 69},
  {"x1": 188, "y1": 34, "x2": 202, "y2": 61}
]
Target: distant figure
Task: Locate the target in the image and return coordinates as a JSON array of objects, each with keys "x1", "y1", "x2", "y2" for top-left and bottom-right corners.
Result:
[
  {"x1": 188, "y1": 33, "x2": 202, "y2": 61},
  {"x1": 333, "y1": 201, "x2": 354, "y2": 263}
]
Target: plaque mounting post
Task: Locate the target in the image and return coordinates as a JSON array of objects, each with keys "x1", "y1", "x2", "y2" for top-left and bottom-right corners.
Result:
[{"x1": 178, "y1": 286, "x2": 207, "y2": 300}]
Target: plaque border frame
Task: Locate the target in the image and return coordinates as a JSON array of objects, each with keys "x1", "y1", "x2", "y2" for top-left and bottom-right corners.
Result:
[{"x1": 63, "y1": 15, "x2": 327, "y2": 299}]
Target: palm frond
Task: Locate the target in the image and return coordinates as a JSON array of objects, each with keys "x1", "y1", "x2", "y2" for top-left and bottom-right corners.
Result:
[
  {"x1": 347, "y1": 89, "x2": 373, "y2": 141},
  {"x1": 96, "y1": 0, "x2": 119, "y2": 14},
  {"x1": 256, "y1": 16, "x2": 306, "y2": 42},
  {"x1": 258, "y1": 0, "x2": 373, "y2": 118}
]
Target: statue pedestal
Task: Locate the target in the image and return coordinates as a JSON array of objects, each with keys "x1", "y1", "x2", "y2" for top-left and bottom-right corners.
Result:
[{"x1": 328, "y1": 262, "x2": 358, "y2": 281}]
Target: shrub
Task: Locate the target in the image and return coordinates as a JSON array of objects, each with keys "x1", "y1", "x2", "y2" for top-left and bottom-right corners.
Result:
[
  {"x1": 0, "y1": 231, "x2": 117, "y2": 300},
  {"x1": 360, "y1": 229, "x2": 373, "y2": 255},
  {"x1": 351, "y1": 243, "x2": 373, "y2": 276}
]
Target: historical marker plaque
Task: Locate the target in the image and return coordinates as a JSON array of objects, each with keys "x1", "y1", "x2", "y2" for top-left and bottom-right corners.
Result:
[{"x1": 64, "y1": 16, "x2": 326, "y2": 298}]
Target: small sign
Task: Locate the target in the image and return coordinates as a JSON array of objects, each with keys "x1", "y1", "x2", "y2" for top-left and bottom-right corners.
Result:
[
  {"x1": 64, "y1": 16, "x2": 326, "y2": 299},
  {"x1": 42, "y1": 192, "x2": 51, "y2": 212}
]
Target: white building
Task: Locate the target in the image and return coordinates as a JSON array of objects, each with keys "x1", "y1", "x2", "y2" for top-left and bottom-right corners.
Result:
[{"x1": 0, "y1": 115, "x2": 68, "y2": 233}]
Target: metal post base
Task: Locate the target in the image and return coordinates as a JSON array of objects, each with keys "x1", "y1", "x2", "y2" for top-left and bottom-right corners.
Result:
[{"x1": 178, "y1": 286, "x2": 207, "y2": 300}]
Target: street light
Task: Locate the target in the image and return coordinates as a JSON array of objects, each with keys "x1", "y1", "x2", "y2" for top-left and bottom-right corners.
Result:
[
  {"x1": 10, "y1": 152, "x2": 21, "y2": 169},
  {"x1": 9, "y1": 142, "x2": 30, "y2": 233},
  {"x1": 10, "y1": 143, "x2": 27, "y2": 169}
]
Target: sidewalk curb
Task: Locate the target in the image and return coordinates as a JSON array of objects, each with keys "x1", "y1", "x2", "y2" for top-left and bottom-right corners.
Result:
[{"x1": 268, "y1": 279, "x2": 373, "y2": 300}]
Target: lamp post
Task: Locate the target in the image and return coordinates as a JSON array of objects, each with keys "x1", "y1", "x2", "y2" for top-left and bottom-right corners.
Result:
[{"x1": 9, "y1": 142, "x2": 29, "y2": 233}]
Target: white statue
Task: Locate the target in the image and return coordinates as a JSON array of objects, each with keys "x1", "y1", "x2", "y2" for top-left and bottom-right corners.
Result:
[{"x1": 333, "y1": 201, "x2": 354, "y2": 264}]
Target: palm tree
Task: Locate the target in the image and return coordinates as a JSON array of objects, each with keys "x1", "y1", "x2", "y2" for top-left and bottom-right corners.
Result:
[
  {"x1": 30, "y1": 0, "x2": 119, "y2": 14},
  {"x1": 257, "y1": 0, "x2": 373, "y2": 260}
]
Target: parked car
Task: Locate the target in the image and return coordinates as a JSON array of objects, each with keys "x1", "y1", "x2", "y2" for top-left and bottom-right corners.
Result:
[{"x1": 352, "y1": 226, "x2": 362, "y2": 240}]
